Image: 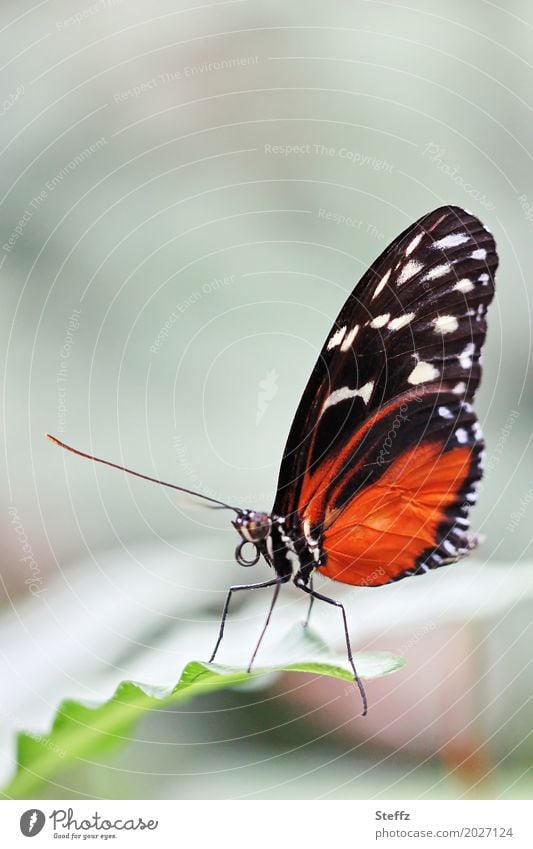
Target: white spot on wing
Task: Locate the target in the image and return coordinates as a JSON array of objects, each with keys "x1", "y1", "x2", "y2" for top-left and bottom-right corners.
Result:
[
  {"x1": 372, "y1": 269, "x2": 390, "y2": 300},
  {"x1": 455, "y1": 428, "x2": 468, "y2": 444},
  {"x1": 370, "y1": 313, "x2": 390, "y2": 328},
  {"x1": 424, "y1": 263, "x2": 450, "y2": 281},
  {"x1": 340, "y1": 324, "x2": 359, "y2": 351},
  {"x1": 471, "y1": 248, "x2": 487, "y2": 260},
  {"x1": 405, "y1": 233, "x2": 423, "y2": 256},
  {"x1": 434, "y1": 232, "x2": 469, "y2": 249},
  {"x1": 452, "y1": 381, "x2": 466, "y2": 395},
  {"x1": 433, "y1": 314, "x2": 459, "y2": 334},
  {"x1": 454, "y1": 278, "x2": 474, "y2": 293},
  {"x1": 459, "y1": 342, "x2": 475, "y2": 369},
  {"x1": 357, "y1": 381, "x2": 374, "y2": 404},
  {"x1": 407, "y1": 361, "x2": 439, "y2": 385},
  {"x1": 397, "y1": 260, "x2": 423, "y2": 284},
  {"x1": 321, "y1": 380, "x2": 374, "y2": 414},
  {"x1": 388, "y1": 312, "x2": 415, "y2": 330},
  {"x1": 327, "y1": 325, "x2": 346, "y2": 350},
  {"x1": 438, "y1": 406, "x2": 453, "y2": 419},
  {"x1": 478, "y1": 273, "x2": 490, "y2": 284}
]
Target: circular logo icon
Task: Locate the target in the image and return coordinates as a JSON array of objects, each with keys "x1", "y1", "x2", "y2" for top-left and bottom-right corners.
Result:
[{"x1": 20, "y1": 809, "x2": 46, "y2": 837}]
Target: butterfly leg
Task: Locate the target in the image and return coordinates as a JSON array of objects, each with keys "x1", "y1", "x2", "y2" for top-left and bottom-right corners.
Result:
[
  {"x1": 294, "y1": 577, "x2": 368, "y2": 716},
  {"x1": 304, "y1": 574, "x2": 315, "y2": 627},
  {"x1": 209, "y1": 575, "x2": 290, "y2": 664},
  {"x1": 247, "y1": 576, "x2": 290, "y2": 672}
]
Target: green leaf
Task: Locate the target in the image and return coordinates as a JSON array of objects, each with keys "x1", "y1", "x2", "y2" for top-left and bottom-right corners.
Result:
[{"x1": 3, "y1": 624, "x2": 405, "y2": 799}]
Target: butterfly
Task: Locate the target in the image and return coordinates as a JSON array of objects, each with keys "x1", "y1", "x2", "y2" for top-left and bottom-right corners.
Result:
[{"x1": 47, "y1": 205, "x2": 498, "y2": 716}]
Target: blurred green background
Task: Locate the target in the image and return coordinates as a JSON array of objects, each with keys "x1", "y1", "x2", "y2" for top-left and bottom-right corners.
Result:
[{"x1": 0, "y1": 0, "x2": 531, "y2": 799}]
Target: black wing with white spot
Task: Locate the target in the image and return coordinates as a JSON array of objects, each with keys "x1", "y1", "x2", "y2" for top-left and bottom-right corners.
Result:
[{"x1": 272, "y1": 206, "x2": 497, "y2": 579}]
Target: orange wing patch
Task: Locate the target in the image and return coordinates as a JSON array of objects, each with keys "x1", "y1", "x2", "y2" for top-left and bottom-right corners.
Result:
[
  {"x1": 299, "y1": 395, "x2": 412, "y2": 529},
  {"x1": 316, "y1": 441, "x2": 473, "y2": 587}
]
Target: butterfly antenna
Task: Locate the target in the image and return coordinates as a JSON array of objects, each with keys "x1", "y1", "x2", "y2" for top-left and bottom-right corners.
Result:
[{"x1": 45, "y1": 434, "x2": 240, "y2": 512}]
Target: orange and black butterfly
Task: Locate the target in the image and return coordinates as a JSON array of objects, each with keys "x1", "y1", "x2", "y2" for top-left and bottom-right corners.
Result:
[{"x1": 48, "y1": 205, "x2": 497, "y2": 715}]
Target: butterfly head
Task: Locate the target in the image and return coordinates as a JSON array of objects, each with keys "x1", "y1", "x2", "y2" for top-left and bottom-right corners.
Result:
[
  {"x1": 233, "y1": 509, "x2": 271, "y2": 543},
  {"x1": 232, "y1": 509, "x2": 271, "y2": 566}
]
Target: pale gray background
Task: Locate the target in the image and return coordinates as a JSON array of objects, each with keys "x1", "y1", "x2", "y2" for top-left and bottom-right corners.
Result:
[{"x1": 0, "y1": 0, "x2": 531, "y2": 800}]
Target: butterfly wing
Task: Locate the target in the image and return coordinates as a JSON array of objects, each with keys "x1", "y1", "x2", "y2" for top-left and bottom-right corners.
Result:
[{"x1": 272, "y1": 205, "x2": 497, "y2": 585}]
